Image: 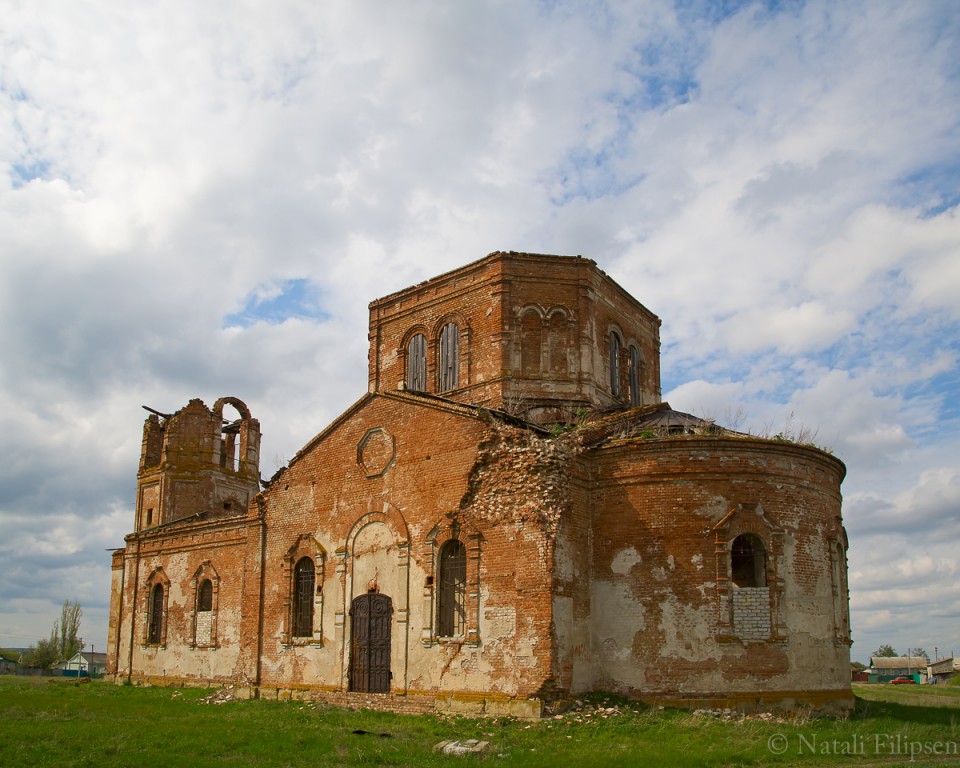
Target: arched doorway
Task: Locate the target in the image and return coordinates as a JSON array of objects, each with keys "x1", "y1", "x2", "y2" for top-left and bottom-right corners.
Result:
[{"x1": 349, "y1": 593, "x2": 393, "y2": 693}]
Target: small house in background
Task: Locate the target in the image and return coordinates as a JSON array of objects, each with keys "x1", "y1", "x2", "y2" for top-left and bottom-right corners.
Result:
[
  {"x1": 929, "y1": 657, "x2": 960, "y2": 684},
  {"x1": 0, "y1": 649, "x2": 21, "y2": 674},
  {"x1": 868, "y1": 656, "x2": 928, "y2": 683},
  {"x1": 63, "y1": 651, "x2": 108, "y2": 678}
]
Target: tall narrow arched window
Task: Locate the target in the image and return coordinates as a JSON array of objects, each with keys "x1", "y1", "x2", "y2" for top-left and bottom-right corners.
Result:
[
  {"x1": 629, "y1": 344, "x2": 642, "y2": 406},
  {"x1": 406, "y1": 333, "x2": 427, "y2": 391},
  {"x1": 438, "y1": 322, "x2": 459, "y2": 392},
  {"x1": 148, "y1": 584, "x2": 164, "y2": 644},
  {"x1": 437, "y1": 539, "x2": 466, "y2": 637},
  {"x1": 609, "y1": 331, "x2": 622, "y2": 397},
  {"x1": 194, "y1": 578, "x2": 214, "y2": 647},
  {"x1": 197, "y1": 579, "x2": 213, "y2": 612},
  {"x1": 731, "y1": 534, "x2": 767, "y2": 588},
  {"x1": 293, "y1": 557, "x2": 315, "y2": 637}
]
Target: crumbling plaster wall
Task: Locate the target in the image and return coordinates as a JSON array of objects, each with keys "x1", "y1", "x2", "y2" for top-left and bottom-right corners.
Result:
[
  {"x1": 550, "y1": 451, "x2": 594, "y2": 695},
  {"x1": 586, "y1": 436, "x2": 850, "y2": 705},
  {"x1": 111, "y1": 520, "x2": 249, "y2": 684}
]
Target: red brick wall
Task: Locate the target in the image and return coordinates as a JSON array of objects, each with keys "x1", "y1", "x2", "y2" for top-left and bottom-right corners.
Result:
[
  {"x1": 367, "y1": 252, "x2": 662, "y2": 423},
  {"x1": 253, "y1": 394, "x2": 561, "y2": 698}
]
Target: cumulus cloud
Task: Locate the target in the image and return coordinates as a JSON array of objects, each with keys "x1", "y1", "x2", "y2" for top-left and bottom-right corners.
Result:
[{"x1": 0, "y1": 0, "x2": 957, "y2": 661}]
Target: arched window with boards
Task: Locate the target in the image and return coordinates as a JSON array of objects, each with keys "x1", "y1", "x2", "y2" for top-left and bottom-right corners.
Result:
[
  {"x1": 406, "y1": 333, "x2": 427, "y2": 392},
  {"x1": 628, "y1": 344, "x2": 643, "y2": 406},
  {"x1": 438, "y1": 322, "x2": 459, "y2": 392},
  {"x1": 609, "y1": 330, "x2": 622, "y2": 397}
]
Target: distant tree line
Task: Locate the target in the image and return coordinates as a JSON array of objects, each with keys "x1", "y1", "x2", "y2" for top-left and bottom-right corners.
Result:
[{"x1": 872, "y1": 644, "x2": 929, "y2": 660}]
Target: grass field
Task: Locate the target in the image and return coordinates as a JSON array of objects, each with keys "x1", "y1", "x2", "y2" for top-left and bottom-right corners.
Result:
[{"x1": 1, "y1": 678, "x2": 958, "y2": 767}]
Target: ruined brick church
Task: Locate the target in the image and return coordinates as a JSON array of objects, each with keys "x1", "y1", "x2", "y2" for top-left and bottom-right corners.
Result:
[{"x1": 107, "y1": 251, "x2": 852, "y2": 715}]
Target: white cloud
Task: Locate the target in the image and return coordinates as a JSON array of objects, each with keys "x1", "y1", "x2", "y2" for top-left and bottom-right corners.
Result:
[{"x1": 0, "y1": 0, "x2": 957, "y2": 662}]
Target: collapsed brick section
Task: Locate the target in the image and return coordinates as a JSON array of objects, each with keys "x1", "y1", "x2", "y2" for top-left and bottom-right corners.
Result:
[
  {"x1": 107, "y1": 251, "x2": 852, "y2": 717},
  {"x1": 461, "y1": 416, "x2": 579, "y2": 534}
]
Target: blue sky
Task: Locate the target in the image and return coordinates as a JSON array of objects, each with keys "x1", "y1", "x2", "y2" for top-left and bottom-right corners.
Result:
[{"x1": 1, "y1": 0, "x2": 958, "y2": 665}]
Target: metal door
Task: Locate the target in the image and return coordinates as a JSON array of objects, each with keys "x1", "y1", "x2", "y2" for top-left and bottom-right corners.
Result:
[{"x1": 349, "y1": 593, "x2": 392, "y2": 693}]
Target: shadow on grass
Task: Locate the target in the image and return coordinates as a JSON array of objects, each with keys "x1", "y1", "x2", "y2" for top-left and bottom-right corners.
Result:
[{"x1": 855, "y1": 696, "x2": 960, "y2": 727}]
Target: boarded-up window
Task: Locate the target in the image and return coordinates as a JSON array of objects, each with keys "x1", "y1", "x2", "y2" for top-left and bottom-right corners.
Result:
[
  {"x1": 438, "y1": 323, "x2": 459, "y2": 392},
  {"x1": 520, "y1": 310, "x2": 542, "y2": 375},
  {"x1": 293, "y1": 557, "x2": 315, "y2": 637},
  {"x1": 148, "y1": 584, "x2": 164, "y2": 644},
  {"x1": 406, "y1": 333, "x2": 427, "y2": 391},
  {"x1": 437, "y1": 539, "x2": 466, "y2": 637},
  {"x1": 731, "y1": 534, "x2": 767, "y2": 588},
  {"x1": 609, "y1": 331, "x2": 622, "y2": 397},
  {"x1": 629, "y1": 344, "x2": 642, "y2": 406}
]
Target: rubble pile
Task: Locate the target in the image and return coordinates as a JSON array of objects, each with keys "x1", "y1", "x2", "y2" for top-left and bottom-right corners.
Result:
[{"x1": 198, "y1": 685, "x2": 237, "y2": 704}]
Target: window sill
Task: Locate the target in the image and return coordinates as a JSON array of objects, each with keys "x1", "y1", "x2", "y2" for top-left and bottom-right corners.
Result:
[
  {"x1": 718, "y1": 634, "x2": 786, "y2": 645},
  {"x1": 282, "y1": 638, "x2": 324, "y2": 648},
  {"x1": 424, "y1": 636, "x2": 480, "y2": 648}
]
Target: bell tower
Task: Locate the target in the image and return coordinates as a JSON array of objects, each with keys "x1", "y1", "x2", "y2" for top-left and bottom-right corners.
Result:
[{"x1": 134, "y1": 396, "x2": 261, "y2": 531}]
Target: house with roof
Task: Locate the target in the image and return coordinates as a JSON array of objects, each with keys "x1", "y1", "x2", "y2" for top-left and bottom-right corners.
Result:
[
  {"x1": 868, "y1": 656, "x2": 929, "y2": 683},
  {"x1": 63, "y1": 651, "x2": 108, "y2": 678},
  {"x1": 0, "y1": 649, "x2": 21, "y2": 674},
  {"x1": 928, "y1": 657, "x2": 960, "y2": 684}
]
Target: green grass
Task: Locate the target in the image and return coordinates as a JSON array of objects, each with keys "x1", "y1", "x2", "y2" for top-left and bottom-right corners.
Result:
[
  {"x1": 0, "y1": 678, "x2": 958, "y2": 767},
  {"x1": 854, "y1": 681, "x2": 960, "y2": 708}
]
